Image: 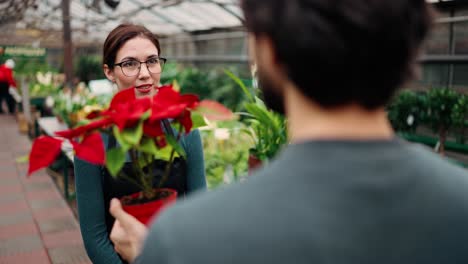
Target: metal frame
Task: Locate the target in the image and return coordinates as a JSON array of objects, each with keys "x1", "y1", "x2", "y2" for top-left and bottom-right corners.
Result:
[{"x1": 168, "y1": 55, "x2": 248, "y2": 63}]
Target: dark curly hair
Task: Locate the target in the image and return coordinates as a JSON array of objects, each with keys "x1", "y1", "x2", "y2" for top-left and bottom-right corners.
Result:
[{"x1": 241, "y1": 0, "x2": 434, "y2": 109}]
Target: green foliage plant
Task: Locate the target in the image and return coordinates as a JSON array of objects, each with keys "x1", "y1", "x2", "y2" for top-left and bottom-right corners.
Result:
[
  {"x1": 387, "y1": 90, "x2": 427, "y2": 133},
  {"x1": 160, "y1": 64, "x2": 247, "y2": 111},
  {"x1": 225, "y1": 70, "x2": 287, "y2": 162},
  {"x1": 202, "y1": 123, "x2": 250, "y2": 189},
  {"x1": 75, "y1": 56, "x2": 105, "y2": 84},
  {"x1": 426, "y1": 88, "x2": 460, "y2": 155},
  {"x1": 451, "y1": 94, "x2": 468, "y2": 144}
]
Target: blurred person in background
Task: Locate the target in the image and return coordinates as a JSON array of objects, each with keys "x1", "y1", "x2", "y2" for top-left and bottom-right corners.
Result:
[
  {"x1": 0, "y1": 59, "x2": 18, "y2": 114},
  {"x1": 110, "y1": 0, "x2": 468, "y2": 263},
  {"x1": 74, "y1": 23, "x2": 206, "y2": 264}
]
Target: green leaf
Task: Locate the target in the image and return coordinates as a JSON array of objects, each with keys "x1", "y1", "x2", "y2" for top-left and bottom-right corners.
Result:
[
  {"x1": 156, "y1": 144, "x2": 175, "y2": 160},
  {"x1": 141, "y1": 110, "x2": 151, "y2": 121},
  {"x1": 225, "y1": 69, "x2": 254, "y2": 102},
  {"x1": 113, "y1": 126, "x2": 131, "y2": 151},
  {"x1": 191, "y1": 111, "x2": 208, "y2": 129},
  {"x1": 137, "y1": 137, "x2": 158, "y2": 155},
  {"x1": 166, "y1": 134, "x2": 187, "y2": 158},
  {"x1": 106, "y1": 147, "x2": 126, "y2": 177},
  {"x1": 136, "y1": 152, "x2": 153, "y2": 168},
  {"x1": 115, "y1": 122, "x2": 143, "y2": 147},
  {"x1": 172, "y1": 79, "x2": 181, "y2": 92}
]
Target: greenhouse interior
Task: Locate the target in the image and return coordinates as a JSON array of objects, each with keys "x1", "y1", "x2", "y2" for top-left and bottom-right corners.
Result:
[{"x1": 0, "y1": 0, "x2": 467, "y2": 263}]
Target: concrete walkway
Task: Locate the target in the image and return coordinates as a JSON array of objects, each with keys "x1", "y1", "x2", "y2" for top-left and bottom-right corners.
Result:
[{"x1": 0, "y1": 114, "x2": 91, "y2": 264}]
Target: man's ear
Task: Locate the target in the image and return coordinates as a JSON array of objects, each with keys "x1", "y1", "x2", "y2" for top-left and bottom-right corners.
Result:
[
  {"x1": 255, "y1": 35, "x2": 287, "y2": 83},
  {"x1": 256, "y1": 35, "x2": 284, "y2": 71},
  {"x1": 103, "y1": 64, "x2": 115, "y2": 82}
]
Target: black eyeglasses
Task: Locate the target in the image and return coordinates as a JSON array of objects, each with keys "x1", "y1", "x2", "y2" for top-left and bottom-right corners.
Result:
[{"x1": 114, "y1": 57, "x2": 167, "y2": 77}]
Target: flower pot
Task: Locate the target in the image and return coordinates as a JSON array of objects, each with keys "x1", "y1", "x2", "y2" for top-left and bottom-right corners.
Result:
[
  {"x1": 17, "y1": 112, "x2": 28, "y2": 133},
  {"x1": 68, "y1": 113, "x2": 79, "y2": 127},
  {"x1": 248, "y1": 154, "x2": 262, "y2": 175},
  {"x1": 121, "y1": 188, "x2": 177, "y2": 225}
]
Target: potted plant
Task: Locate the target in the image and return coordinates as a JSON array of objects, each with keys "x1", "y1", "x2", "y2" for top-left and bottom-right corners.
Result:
[
  {"x1": 28, "y1": 84, "x2": 232, "y2": 224},
  {"x1": 387, "y1": 90, "x2": 427, "y2": 133},
  {"x1": 225, "y1": 70, "x2": 288, "y2": 174},
  {"x1": 425, "y1": 88, "x2": 460, "y2": 155},
  {"x1": 451, "y1": 93, "x2": 468, "y2": 144}
]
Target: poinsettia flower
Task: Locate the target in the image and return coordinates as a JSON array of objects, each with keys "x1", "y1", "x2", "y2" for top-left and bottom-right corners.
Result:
[
  {"x1": 150, "y1": 86, "x2": 199, "y2": 121},
  {"x1": 28, "y1": 136, "x2": 63, "y2": 175},
  {"x1": 71, "y1": 133, "x2": 105, "y2": 165},
  {"x1": 153, "y1": 86, "x2": 199, "y2": 109},
  {"x1": 86, "y1": 110, "x2": 102, "y2": 120},
  {"x1": 143, "y1": 119, "x2": 164, "y2": 138},
  {"x1": 109, "y1": 87, "x2": 136, "y2": 110},
  {"x1": 155, "y1": 137, "x2": 167, "y2": 148},
  {"x1": 178, "y1": 110, "x2": 193, "y2": 133},
  {"x1": 55, "y1": 117, "x2": 113, "y2": 139},
  {"x1": 110, "y1": 97, "x2": 152, "y2": 130}
]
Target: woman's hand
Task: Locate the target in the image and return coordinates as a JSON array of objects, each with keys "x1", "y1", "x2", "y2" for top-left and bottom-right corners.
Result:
[{"x1": 109, "y1": 198, "x2": 148, "y2": 262}]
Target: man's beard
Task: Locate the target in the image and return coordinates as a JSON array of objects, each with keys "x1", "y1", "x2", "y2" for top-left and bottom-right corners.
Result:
[{"x1": 257, "y1": 69, "x2": 285, "y2": 115}]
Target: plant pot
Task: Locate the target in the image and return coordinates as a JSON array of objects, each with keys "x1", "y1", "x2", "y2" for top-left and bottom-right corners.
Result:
[
  {"x1": 17, "y1": 112, "x2": 28, "y2": 133},
  {"x1": 68, "y1": 113, "x2": 79, "y2": 127},
  {"x1": 121, "y1": 188, "x2": 177, "y2": 225},
  {"x1": 248, "y1": 154, "x2": 262, "y2": 175}
]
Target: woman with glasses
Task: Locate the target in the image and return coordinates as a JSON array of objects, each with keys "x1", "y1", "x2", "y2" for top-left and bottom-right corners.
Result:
[{"x1": 74, "y1": 24, "x2": 206, "y2": 264}]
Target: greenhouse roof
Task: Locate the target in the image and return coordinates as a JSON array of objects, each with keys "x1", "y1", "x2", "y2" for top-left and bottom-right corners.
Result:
[
  {"x1": 0, "y1": 0, "x2": 464, "y2": 47},
  {"x1": 1, "y1": 0, "x2": 243, "y2": 46}
]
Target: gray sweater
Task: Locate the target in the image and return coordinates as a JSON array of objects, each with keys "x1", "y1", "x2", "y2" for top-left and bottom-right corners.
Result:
[{"x1": 136, "y1": 139, "x2": 468, "y2": 264}]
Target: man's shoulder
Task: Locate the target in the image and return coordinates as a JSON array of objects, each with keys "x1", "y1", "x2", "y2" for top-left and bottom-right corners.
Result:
[
  {"x1": 160, "y1": 175, "x2": 262, "y2": 221},
  {"x1": 406, "y1": 142, "x2": 468, "y2": 179},
  {"x1": 152, "y1": 167, "x2": 275, "y2": 233}
]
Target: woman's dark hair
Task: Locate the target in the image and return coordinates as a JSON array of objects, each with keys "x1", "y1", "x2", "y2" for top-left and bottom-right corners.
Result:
[
  {"x1": 103, "y1": 24, "x2": 161, "y2": 69},
  {"x1": 241, "y1": 0, "x2": 434, "y2": 109}
]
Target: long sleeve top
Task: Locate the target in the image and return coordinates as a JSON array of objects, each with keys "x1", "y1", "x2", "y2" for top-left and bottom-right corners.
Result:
[
  {"x1": 0, "y1": 65, "x2": 17, "y2": 88},
  {"x1": 74, "y1": 129, "x2": 206, "y2": 264}
]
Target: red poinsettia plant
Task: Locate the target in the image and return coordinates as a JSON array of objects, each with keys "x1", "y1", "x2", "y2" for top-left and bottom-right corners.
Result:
[{"x1": 28, "y1": 84, "x2": 232, "y2": 221}]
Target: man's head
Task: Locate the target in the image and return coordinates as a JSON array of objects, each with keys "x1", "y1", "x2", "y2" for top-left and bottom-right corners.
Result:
[
  {"x1": 5, "y1": 59, "x2": 15, "y2": 69},
  {"x1": 241, "y1": 0, "x2": 434, "y2": 113}
]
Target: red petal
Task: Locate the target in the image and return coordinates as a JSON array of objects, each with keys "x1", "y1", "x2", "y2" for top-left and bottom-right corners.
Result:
[
  {"x1": 143, "y1": 120, "x2": 164, "y2": 137},
  {"x1": 180, "y1": 94, "x2": 199, "y2": 108},
  {"x1": 110, "y1": 97, "x2": 151, "y2": 130},
  {"x1": 153, "y1": 86, "x2": 180, "y2": 107},
  {"x1": 28, "y1": 136, "x2": 63, "y2": 176},
  {"x1": 71, "y1": 133, "x2": 105, "y2": 165},
  {"x1": 179, "y1": 110, "x2": 193, "y2": 133},
  {"x1": 156, "y1": 137, "x2": 167, "y2": 148},
  {"x1": 150, "y1": 104, "x2": 187, "y2": 121},
  {"x1": 110, "y1": 87, "x2": 136, "y2": 110},
  {"x1": 86, "y1": 110, "x2": 102, "y2": 119},
  {"x1": 55, "y1": 118, "x2": 112, "y2": 139}
]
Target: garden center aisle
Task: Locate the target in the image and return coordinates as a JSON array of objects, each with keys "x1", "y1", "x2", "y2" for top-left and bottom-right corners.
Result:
[{"x1": 0, "y1": 114, "x2": 90, "y2": 264}]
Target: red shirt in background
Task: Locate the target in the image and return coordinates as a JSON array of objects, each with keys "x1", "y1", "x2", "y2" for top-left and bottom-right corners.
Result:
[{"x1": 0, "y1": 64, "x2": 17, "y2": 88}]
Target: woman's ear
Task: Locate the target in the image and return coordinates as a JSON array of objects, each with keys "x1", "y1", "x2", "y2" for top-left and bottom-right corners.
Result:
[{"x1": 103, "y1": 64, "x2": 115, "y2": 82}]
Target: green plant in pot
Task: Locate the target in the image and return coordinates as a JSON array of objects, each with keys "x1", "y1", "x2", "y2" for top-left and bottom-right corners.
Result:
[
  {"x1": 387, "y1": 89, "x2": 427, "y2": 133},
  {"x1": 27, "y1": 84, "x2": 232, "y2": 225},
  {"x1": 51, "y1": 86, "x2": 91, "y2": 128},
  {"x1": 225, "y1": 70, "x2": 288, "y2": 173},
  {"x1": 451, "y1": 93, "x2": 468, "y2": 144},
  {"x1": 425, "y1": 88, "x2": 460, "y2": 155}
]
